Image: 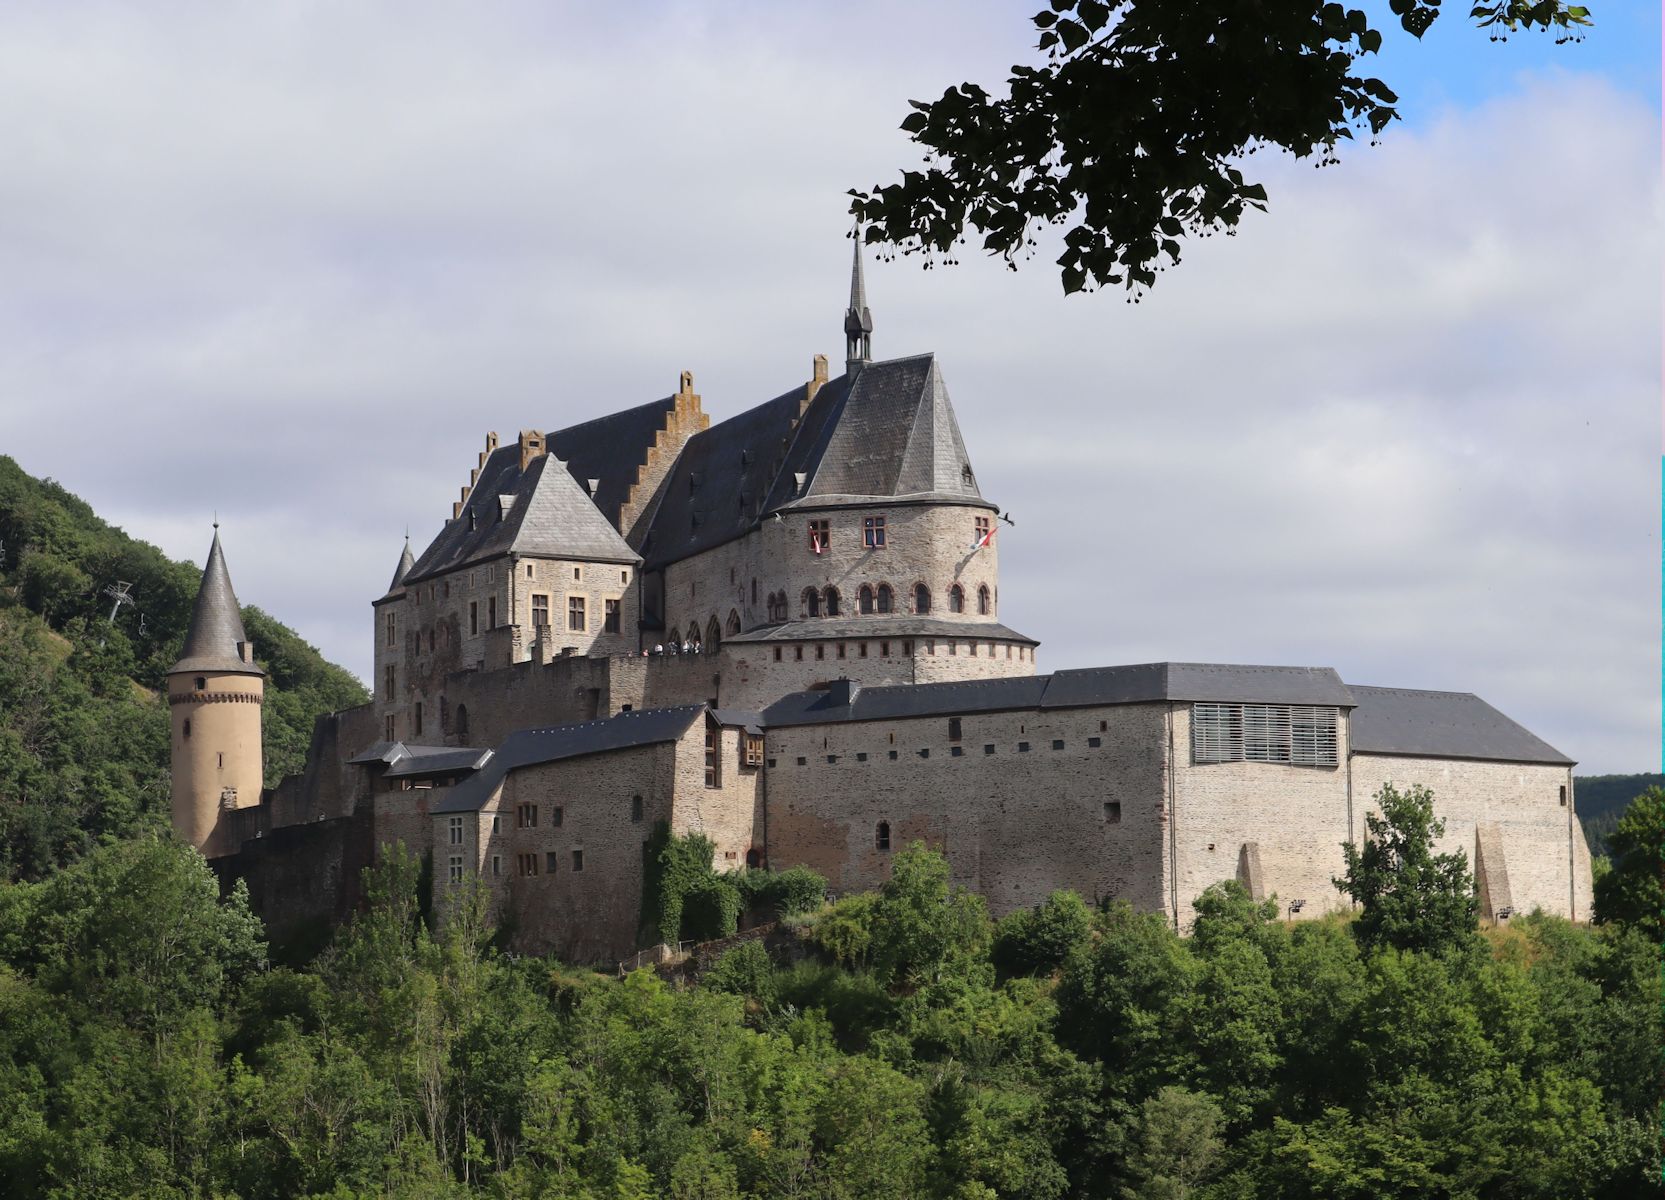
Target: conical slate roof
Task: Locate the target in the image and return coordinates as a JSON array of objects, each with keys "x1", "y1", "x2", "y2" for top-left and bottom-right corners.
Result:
[
  {"x1": 389, "y1": 537, "x2": 415, "y2": 592},
  {"x1": 170, "y1": 529, "x2": 263, "y2": 677}
]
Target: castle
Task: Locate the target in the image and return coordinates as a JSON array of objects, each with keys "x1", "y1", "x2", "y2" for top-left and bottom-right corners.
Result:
[{"x1": 170, "y1": 242, "x2": 1594, "y2": 961}]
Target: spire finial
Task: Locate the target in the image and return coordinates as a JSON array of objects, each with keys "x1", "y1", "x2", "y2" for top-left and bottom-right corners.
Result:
[{"x1": 844, "y1": 229, "x2": 873, "y2": 367}]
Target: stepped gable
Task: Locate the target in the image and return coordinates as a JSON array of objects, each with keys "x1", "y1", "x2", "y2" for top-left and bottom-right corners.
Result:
[
  {"x1": 405, "y1": 445, "x2": 638, "y2": 585},
  {"x1": 548, "y1": 394, "x2": 679, "y2": 530},
  {"x1": 640, "y1": 375, "x2": 853, "y2": 569},
  {"x1": 777, "y1": 353, "x2": 990, "y2": 508},
  {"x1": 1349, "y1": 685, "x2": 1574, "y2": 765},
  {"x1": 171, "y1": 529, "x2": 263, "y2": 677}
]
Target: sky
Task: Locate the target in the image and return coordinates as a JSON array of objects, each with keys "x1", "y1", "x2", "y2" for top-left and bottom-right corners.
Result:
[{"x1": 0, "y1": 2, "x2": 1658, "y2": 774}]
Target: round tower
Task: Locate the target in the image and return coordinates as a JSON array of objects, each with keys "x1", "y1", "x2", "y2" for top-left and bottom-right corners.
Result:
[{"x1": 167, "y1": 526, "x2": 265, "y2": 857}]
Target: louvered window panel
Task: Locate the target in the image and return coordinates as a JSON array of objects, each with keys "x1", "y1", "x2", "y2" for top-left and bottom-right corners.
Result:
[{"x1": 1192, "y1": 703, "x2": 1337, "y2": 768}]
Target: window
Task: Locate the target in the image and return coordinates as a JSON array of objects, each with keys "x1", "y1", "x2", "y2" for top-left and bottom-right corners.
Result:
[
  {"x1": 449, "y1": 816, "x2": 464, "y2": 845},
  {"x1": 807, "y1": 519, "x2": 829, "y2": 553},
  {"x1": 631, "y1": 794, "x2": 644, "y2": 822},
  {"x1": 194, "y1": 676, "x2": 206, "y2": 692},
  {"x1": 751, "y1": 578, "x2": 758, "y2": 604},
  {"x1": 571, "y1": 849, "x2": 584, "y2": 872},
  {"x1": 1018, "y1": 741, "x2": 1031, "y2": 752},
  {"x1": 726, "y1": 610, "x2": 741, "y2": 636},
  {"x1": 385, "y1": 714, "x2": 396, "y2": 740},
  {"x1": 948, "y1": 584, "x2": 964, "y2": 613},
  {"x1": 455, "y1": 705, "x2": 469, "y2": 742},
  {"x1": 974, "y1": 514, "x2": 991, "y2": 546},
  {"x1": 551, "y1": 805, "x2": 563, "y2": 826},
  {"x1": 488, "y1": 596, "x2": 498, "y2": 629},
  {"x1": 1191, "y1": 703, "x2": 1339, "y2": 767},
  {"x1": 469, "y1": 601, "x2": 479, "y2": 635},
  {"x1": 568, "y1": 596, "x2": 586, "y2": 631},
  {"x1": 526, "y1": 563, "x2": 534, "y2": 578},
  {"x1": 837, "y1": 643, "x2": 846, "y2": 659},
  {"x1": 978, "y1": 584, "x2": 991, "y2": 615},
  {"x1": 385, "y1": 612, "x2": 396, "y2": 647},
  {"x1": 875, "y1": 821, "x2": 891, "y2": 851},
  {"x1": 182, "y1": 719, "x2": 191, "y2": 739},
  {"x1": 744, "y1": 735, "x2": 764, "y2": 767},
  {"x1": 448, "y1": 855, "x2": 464, "y2": 884},
  {"x1": 1105, "y1": 801, "x2": 1122, "y2": 824},
  {"x1": 773, "y1": 646, "x2": 782, "y2": 662},
  {"x1": 877, "y1": 583, "x2": 893, "y2": 613},
  {"x1": 705, "y1": 725, "x2": 721, "y2": 787},
  {"x1": 414, "y1": 703, "x2": 424, "y2": 737},
  {"x1": 815, "y1": 644, "x2": 825, "y2": 660},
  {"x1": 1088, "y1": 737, "x2": 1102, "y2": 748},
  {"x1": 914, "y1": 583, "x2": 931, "y2": 614},
  {"x1": 948, "y1": 717, "x2": 962, "y2": 742},
  {"x1": 1052, "y1": 739, "x2": 1065, "y2": 750},
  {"x1": 824, "y1": 586, "x2": 840, "y2": 616},
  {"x1": 804, "y1": 587, "x2": 820, "y2": 617},
  {"x1": 795, "y1": 646, "x2": 803, "y2": 660},
  {"x1": 863, "y1": 516, "x2": 886, "y2": 548},
  {"x1": 218, "y1": 752, "x2": 225, "y2": 769},
  {"x1": 517, "y1": 803, "x2": 538, "y2": 829},
  {"x1": 492, "y1": 815, "x2": 501, "y2": 835},
  {"x1": 573, "y1": 566, "x2": 583, "y2": 581},
  {"x1": 984, "y1": 744, "x2": 995, "y2": 755},
  {"x1": 384, "y1": 664, "x2": 396, "y2": 697},
  {"x1": 859, "y1": 584, "x2": 874, "y2": 614},
  {"x1": 531, "y1": 594, "x2": 550, "y2": 627},
  {"x1": 516, "y1": 853, "x2": 540, "y2": 877},
  {"x1": 546, "y1": 851, "x2": 559, "y2": 873},
  {"x1": 605, "y1": 599, "x2": 621, "y2": 633},
  {"x1": 491, "y1": 855, "x2": 501, "y2": 877},
  {"x1": 1559, "y1": 785, "x2": 1567, "y2": 807},
  {"x1": 427, "y1": 628, "x2": 435, "y2": 652}
]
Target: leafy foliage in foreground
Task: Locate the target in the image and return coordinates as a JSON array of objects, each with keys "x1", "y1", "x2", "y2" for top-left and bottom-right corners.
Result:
[
  {"x1": 0, "y1": 455, "x2": 367, "y2": 880},
  {"x1": 0, "y1": 836, "x2": 1657, "y2": 1198},
  {"x1": 851, "y1": 0, "x2": 1594, "y2": 295}
]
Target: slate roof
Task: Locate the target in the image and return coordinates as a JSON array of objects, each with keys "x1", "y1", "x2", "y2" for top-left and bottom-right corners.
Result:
[
  {"x1": 433, "y1": 706, "x2": 707, "y2": 813},
  {"x1": 726, "y1": 616, "x2": 1037, "y2": 645},
  {"x1": 404, "y1": 447, "x2": 640, "y2": 585},
  {"x1": 548, "y1": 395, "x2": 680, "y2": 530},
  {"x1": 761, "y1": 663, "x2": 1355, "y2": 727},
  {"x1": 638, "y1": 354, "x2": 991, "y2": 569},
  {"x1": 384, "y1": 747, "x2": 495, "y2": 779},
  {"x1": 346, "y1": 741, "x2": 491, "y2": 770},
  {"x1": 381, "y1": 538, "x2": 415, "y2": 599},
  {"x1": 171, "y1": 530, "x2": 264, "y2": 677},
  {"x1": 1349, "y1": 685, "x2": 1573, "y2": 766}
]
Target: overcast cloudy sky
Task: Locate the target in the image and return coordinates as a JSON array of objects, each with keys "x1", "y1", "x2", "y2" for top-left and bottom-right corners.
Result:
[{"x1": 1, "y1": 2, "x2": 1657, "y2": 773}]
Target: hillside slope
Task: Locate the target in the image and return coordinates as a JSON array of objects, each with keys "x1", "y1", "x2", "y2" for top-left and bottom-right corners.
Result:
[
  {"x1": 0, "y1": 455, "x2": 367, "y2": 879},
  {"x1": 1576, "y1": 773, "x2": 1663, "y2": 857}
]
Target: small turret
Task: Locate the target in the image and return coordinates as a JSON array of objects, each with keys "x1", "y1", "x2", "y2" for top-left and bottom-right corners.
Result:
[
  {"x1": 167, "y1": 526, "x2": 264, "y2": 857},
  {"x1": 844, "y1": 233, "x2": 873, "y2": 368},
  {"x1": 390, "y1": 536, "x2": 415, "y2": 593}
]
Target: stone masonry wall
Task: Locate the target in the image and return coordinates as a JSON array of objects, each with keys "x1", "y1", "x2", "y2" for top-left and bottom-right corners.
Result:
[
  {"x1": 764, "y1": 703, "x2": 1169, "y2": 918},
  {"x1": 1352, "y1": 754, "x2": 1590, "y2": 920},
  {"x1": 1168, "y1": 705, "x2": 1354, "y2": 931}
]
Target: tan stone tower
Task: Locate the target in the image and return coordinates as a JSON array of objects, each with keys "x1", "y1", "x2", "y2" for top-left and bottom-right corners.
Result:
[{"x1": 167, "y1": 526, "x2": 264, "y2": 856}]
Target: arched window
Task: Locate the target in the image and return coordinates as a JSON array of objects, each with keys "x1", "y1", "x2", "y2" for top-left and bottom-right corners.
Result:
[
  {"x1": 455, "y1": 704, "x2": 469, "y2": 742},
  {"x1": 751, "y1": 578, "x2": 758, "y2": 605},
  {"x1": 439, "y1": 696, "x2": 449, "y2": 733},
  {"x1": 948, "y1": 584, "x2": 965, "y2": 613},
  {"x1": 824, "y1": 586, "x2": 840, "y2": 616},
  {"x1": 726, "y1": 609, "x2": 741, "y2": 636},
  {"x1": 803, "y1": 587, "x2": 820, "y2": 617},
  {"x1": 877, "y1": 583, "x2": 893, "y2": 613},
  {"x1": 978, "y1": 584, "x2": 991, "y2": 615},
  {"x1": 914, "y1": 583, "x2": 931, "y2": 614},
  {"x1": 706, "y1": 616, "x2": 721, "y2": 650},
  {"x1": 745, "y1": 847, "x2": 762, "y2": 868},
  {"x1": 686, "y1": 622, "x2": 701, "y2": 647},
  {"x1": 859, "y1": 584, "x2": 874, "y2": 614},
  {"x1": 875, "y1": 821, "x2": 891, "y2": 851}
]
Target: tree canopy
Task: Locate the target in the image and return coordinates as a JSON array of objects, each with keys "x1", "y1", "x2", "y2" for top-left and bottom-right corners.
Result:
[
  {"x1": 1334, "y1": 782, "x2": 1479, "y2": 955},
  {"x1": 850, "y1": 0, "x2": 1594, "y2": 295}
]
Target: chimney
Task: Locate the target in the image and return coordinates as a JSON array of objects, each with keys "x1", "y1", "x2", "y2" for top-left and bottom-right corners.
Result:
[
  {"x1": 825, "y1": 677, "x2": 860, "y2": 708},
  {"x1": 518, "y1": 429, "x2": 547, "y2": 472},
  {"x1": 803, "y1": 353, "x2": 829, "y2": 415}
]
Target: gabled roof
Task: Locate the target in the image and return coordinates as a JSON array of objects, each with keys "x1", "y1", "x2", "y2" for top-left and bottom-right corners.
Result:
[
  {"x1": 760, "y1": 662, "x2": 1355, "y2": 727},
  {"x1": 1349, "y1": 685, "x2": 1574, "y2": 766},
  {"x1": 433, "y1": 706, "x2": 707, "y2": 814},
  {"x1": 405, "y1": 447, "x2": 640, "y2": 585},
  {"x1": 171, "y1": 530, "x2": 263, "y2": 677},
  {"x1": 548, "y1": 395, "x2": 680, "y2": 530}
]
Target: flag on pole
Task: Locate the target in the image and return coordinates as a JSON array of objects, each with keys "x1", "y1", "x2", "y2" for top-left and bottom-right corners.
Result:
[{"x1": 811, "y1": 532, "x2": 823, "y2": 555}]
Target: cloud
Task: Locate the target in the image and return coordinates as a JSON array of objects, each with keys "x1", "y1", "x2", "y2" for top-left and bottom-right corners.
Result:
[{"x1": 0, "y1": 5, "x2": 1655, "y2": 772}]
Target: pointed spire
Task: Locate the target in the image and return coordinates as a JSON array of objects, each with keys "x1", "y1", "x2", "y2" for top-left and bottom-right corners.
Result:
[
  {"x1": 171, "y1": 527, "x2": 263, "y2": 676},
  {"x1": 844, "y1": 232, "x2": 873, "y2": 367},
  {"x1": 390, "y1": 535, "x2": 415, "y2": 591}
]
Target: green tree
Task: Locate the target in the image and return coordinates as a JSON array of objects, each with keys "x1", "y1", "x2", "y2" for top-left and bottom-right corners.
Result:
[
  {"x1": 1335, "y1": 783, "x2": 1478, "y2": 955},
  {"x1": 991, "y1": 889, "x2": 1094, "y2": 978},
  {"x1": 851, "y1": 0, "x2": 1594, "y2": 295},
  {"x1": 1591, "y1": 785, "x2": 1665, "y2": 941},
  {"x1": 868, "y1": 841, "x2": 992, "y2": 988},
  {"x1": 1121, "y1": 1087, "x2": 1224, "y2": 1200}
]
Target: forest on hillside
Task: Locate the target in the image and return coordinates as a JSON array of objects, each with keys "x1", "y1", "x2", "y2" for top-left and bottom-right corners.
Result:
[
  {"x1": 0, "y1": 455, "x2": 367, "y2": 880},
  {"x1": 0, "y1": 791, "x2": 1660, "y2": 1200}
]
